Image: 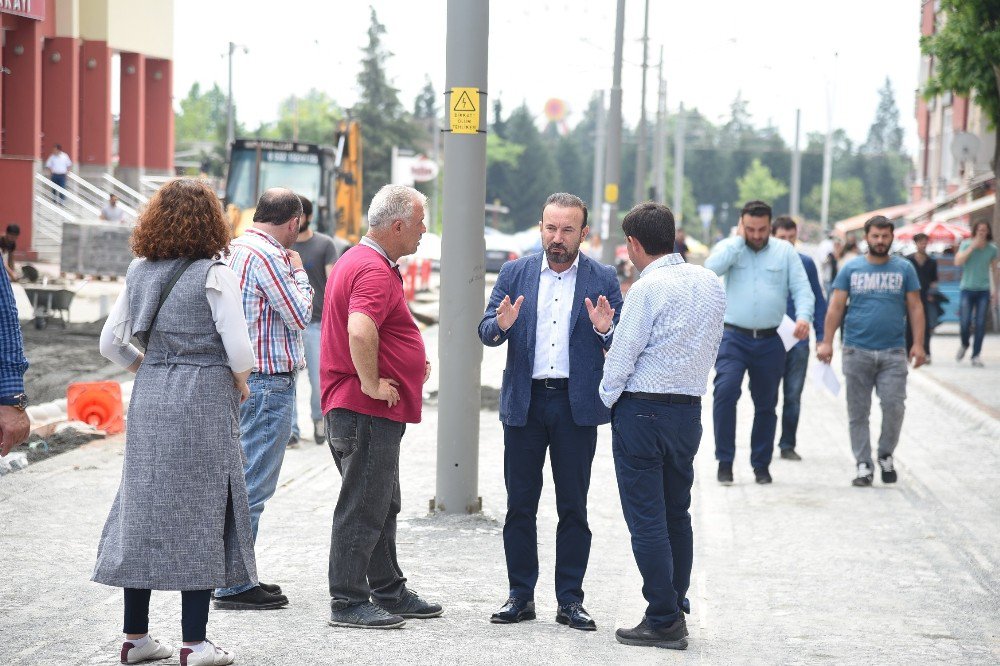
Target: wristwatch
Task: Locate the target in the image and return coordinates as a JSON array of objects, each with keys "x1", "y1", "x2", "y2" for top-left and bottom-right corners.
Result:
[{"x1": 0, "y1": 393, "x2": 28, "y2": 410}]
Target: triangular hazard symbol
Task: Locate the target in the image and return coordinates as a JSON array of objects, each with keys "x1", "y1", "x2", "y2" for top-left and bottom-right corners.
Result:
[{"x1": 454, "y1": 90, "x2": 476, "y2": 112}]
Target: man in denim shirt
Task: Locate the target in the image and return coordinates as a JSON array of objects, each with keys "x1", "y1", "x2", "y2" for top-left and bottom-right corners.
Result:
[
  {"x1": 818, "y1": 215, "x2": 925, "y2": 487},
  {"x1": 705, "y1": 201, "x2": 814, "y2": 485}
]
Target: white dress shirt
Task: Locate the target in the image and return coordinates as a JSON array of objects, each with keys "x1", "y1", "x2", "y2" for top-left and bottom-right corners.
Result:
[
  {"x1": 532, "y1": 254, "x2": 580, "y2": 379},
  {"x1": 44, "y1": 152, "x2": 73, "y2": 174},
  {"x1": 600, "y1": 254, "x2": 727, "y2": 406}
]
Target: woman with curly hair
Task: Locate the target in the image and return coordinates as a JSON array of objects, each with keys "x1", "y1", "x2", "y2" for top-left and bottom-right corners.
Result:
[{"x1": 94, "y1": 178, "x2": 256, "y2": 666}]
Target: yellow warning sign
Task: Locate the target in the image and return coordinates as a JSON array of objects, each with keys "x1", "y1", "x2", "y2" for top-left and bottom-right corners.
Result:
[
  {"x1": 450, "y1": 87, "x2": 480, "y2": 134},
  {"x1": 604, "y1": 183, "x2": 619, "y2": 204}
]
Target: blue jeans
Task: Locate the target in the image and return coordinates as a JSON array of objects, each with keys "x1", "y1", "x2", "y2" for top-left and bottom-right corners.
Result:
[
  {"x1": 713, "y1": 330, "x2": 786, "y2": 470},
  {"x1": 612, "y1": 396, "x2": 701, "y2": 629},
  {"x1": 216, "y1": 371, "x2": 296, "y2": 597},
  {"x1": 959, "y1": 289, "x2": 991, "y2": 357},
  {"x1": 502, "y1": 386, "x2": 598, "y2": 604},
  {"x1": 778, "y1": 343, "x2": 810, "y2": 451},
  {"x1": 291, "y1": 321, "x2": 322, "y2": 438}
]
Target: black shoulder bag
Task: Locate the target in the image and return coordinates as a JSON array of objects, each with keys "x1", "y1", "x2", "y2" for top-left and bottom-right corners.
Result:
[{"x1": 134, "y1": 259, "x2": 196, "y2": 348}]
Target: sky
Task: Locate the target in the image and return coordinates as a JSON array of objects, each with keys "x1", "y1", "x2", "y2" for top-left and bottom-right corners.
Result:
[{"x1": 171, "y1": 0, "x2": 922, "y2": 153}]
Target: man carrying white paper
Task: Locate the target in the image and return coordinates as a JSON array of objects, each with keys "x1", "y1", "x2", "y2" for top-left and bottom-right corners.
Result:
[{"x1": 817, "y1": 216, "x2": 925, "y2": 488}]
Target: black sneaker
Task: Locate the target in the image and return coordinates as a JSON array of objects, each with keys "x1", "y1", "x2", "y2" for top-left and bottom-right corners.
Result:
[
  {"x1": 754, "y1": 467, "x2": 772, "y2": 484},
  {"x1": 374, "y1": 589, "x2": 443, "y2": 619},
  {"x1": 877, "y1": 455, "x2": 897, "y2": 483},
  {"x1": 314, "y1": 419, "x2": 326, "y2": 445},
  {"x1": 328, "y1": 601, "x2": 405, "y2": 629},
  {"x1": 852, "y1": 463, "x2": 874, "y2": 487},
  {"x1": 717, "y1": 462, "x2": 734, "y2": 485},
  {"x1": 213, "y1": 585, "x2": 288, "y2": 610},
  {"x1": 286, "y1": 434, "x2": 300, "y2": 449},
  {"x1": 615, "y1": 615, "x2": 687, "y2": 650},
  {"x1": 779, "y1": 449, "x2": 802, "y2": 461}
]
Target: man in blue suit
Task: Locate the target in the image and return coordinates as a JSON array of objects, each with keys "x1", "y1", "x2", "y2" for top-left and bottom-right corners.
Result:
[{"x1": 479, "y1": 192, "x2": 623, "y2": 631}]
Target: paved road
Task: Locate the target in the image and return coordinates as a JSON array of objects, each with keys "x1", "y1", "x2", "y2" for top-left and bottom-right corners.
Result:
[{"x1": 2, "y1": 326, "x2": 999, "y2": 664}]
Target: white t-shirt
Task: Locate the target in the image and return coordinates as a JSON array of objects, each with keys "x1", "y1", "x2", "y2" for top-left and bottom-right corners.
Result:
[
  {"x1": 101, "y1": 204, "x2": 125, "y2": 222},
  {"x1": 45, "y1": 152, "x2": 73, "y2": 174}
]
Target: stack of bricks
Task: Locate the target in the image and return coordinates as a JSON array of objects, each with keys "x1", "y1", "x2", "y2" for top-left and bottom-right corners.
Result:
[{"x1": 60, "y1": 221, "x2": 134, "y2": 278}]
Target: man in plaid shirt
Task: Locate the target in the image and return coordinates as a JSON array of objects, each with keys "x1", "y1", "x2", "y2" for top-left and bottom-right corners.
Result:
[
  {"x1": 214, "y1": 188, "x2": 313, "y2": 611},
  {"x1": 0, "y1": 265, "x2": 30, "y2": 456}
]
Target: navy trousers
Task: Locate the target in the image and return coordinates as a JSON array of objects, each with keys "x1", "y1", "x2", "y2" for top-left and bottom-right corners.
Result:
[
  {"x1": 502, "y1": 385, "x2": 598, "y2": 604},
  {"x1": 713, "y1": 330, "x2": 786, "y2": 470},
  {"x1": 612, "y1": 396, "x2": 701, "y2": 628}
]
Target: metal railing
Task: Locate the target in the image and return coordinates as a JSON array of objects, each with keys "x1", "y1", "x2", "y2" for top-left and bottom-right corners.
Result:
[
  {"x1": 66, "y1": 172, "x2": 138, "y2": 222},
  {"x1": 139, "y1": 174, "x2": 172, "y2": 198},
  {"x1": 101, "y1": 173, "x2": 148, "y2": 210},
  {"x1": 33, "y1": 173, "x2": 101, "y2": 219},
  {"x1": 30, "y1": 197, "x2": 73, "y2": 263}
]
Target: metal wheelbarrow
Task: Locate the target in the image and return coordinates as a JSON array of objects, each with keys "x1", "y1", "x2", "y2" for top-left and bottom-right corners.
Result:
[{"x1": 22, "y1": 282, "x2": 85, "y2": 330}]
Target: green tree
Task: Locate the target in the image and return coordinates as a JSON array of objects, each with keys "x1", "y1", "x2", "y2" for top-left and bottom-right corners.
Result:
[
  {"x1": 354, "y1": 7, "x2": 420, "y2": 207},
  {"x1": 498, "y1": 104, "x2": 557, "y2": 229},
  {"x1": 486, "y1": 133, "x2": 524, "y2": 168},
  {"x1": 174, "y1": 82, "x2": 236, "y2": 175},
  {"x1": 413, "y1": 76, "x2": 437, "y2": 120},
  {"x1": 258, "y1": 89, "x2": 341, "y2": 144},
  {"x1": 859, "y1": 79, "x2": 909, "y2": 209},
  {"x1": 737, "y1": 158, "x2": 788, "y2": 205},
  {"x1": 921, "y1": 0, "x2": 1000, "y2": 235},
  {"x1": 803, "y1": 178, "x2": 867, "y2": 222}
]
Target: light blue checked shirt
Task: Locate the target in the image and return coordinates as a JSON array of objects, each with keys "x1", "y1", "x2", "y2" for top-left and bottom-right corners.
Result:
[
  {"x1": 705, "y1": 236, "x2": 814, "y2": 329},
  {"x1": 0, "y1": 269, "x2": 28, "y2": 397},
  {"x1": 600, "y1": 254, "x2": 726, "y2": 407}
]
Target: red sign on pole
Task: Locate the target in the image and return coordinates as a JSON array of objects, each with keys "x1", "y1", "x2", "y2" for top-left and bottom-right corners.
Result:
[{"x1": 0, "y1": 0, "x2": 45, "y2": 21}]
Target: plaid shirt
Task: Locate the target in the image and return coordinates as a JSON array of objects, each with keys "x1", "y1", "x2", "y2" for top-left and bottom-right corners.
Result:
[
  {"x1": 227, "y1": 229, "x2": 313, "y2": 374},
  {"x1": 0, "y1": 269, "x2": 28, "y2": 396}
]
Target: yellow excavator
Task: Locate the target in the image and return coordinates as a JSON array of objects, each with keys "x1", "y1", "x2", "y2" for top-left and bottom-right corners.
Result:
[{"x1": 224, "y1": 120, "x2": 363, "y2": 242}]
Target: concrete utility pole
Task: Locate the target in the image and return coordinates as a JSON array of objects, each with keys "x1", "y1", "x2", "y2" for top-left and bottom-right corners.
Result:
[
  {"x1": 673, "y1": 102, "x2": 685, "y2": 220},
  {"x1": 436, "y1": 0, "x2": 488, "y2": 514},
  {"x1": 653, "y1": 47, "x2": 666, "y2": 202},
  {"x1": 591, "y1": 90, "x2": 606, "y2": 217},
  {"x1": 790, "y1": 109, "x2": 801, "y2": 218},
  {"x1": 632, "y1": 0, "x2": 650, "y2": 205},
  {"x1": 820, "y1": 53, "x2": 838, "y2": 232},
  {"x1": 600, "y1": 0, "x2": 626, "y2": 266},
  {"x1": 226, "y1": 42, "x2": 248, "y2": 154}
]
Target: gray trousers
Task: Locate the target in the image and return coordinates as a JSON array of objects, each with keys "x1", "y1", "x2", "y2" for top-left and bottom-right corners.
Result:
[
  {"x1": 326, "y1": 408, "x2": 408, "y2": 608},
  {"x1": 842, "y1": 346, "x2": 908, "y2": 467}
]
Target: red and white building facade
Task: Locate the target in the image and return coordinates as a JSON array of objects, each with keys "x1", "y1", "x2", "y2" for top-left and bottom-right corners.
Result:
[{"x1": 0, "y1": 0, "x2": 174, "y2": 260}]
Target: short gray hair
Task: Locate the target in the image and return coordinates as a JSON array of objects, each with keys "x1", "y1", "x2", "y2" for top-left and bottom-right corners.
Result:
[{"x1": 367, "y1": 184, "x2": 427, "y2": 229}]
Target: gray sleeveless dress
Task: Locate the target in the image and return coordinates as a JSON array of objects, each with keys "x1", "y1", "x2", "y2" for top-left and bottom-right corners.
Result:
[{"x1": 92, "y1": 257, "x2": 258, "y2": 591}]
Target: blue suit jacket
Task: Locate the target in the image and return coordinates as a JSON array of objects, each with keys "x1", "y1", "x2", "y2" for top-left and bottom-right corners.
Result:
[{"x1": 479, "y1": 252, "x2": 623, "y2": 427}]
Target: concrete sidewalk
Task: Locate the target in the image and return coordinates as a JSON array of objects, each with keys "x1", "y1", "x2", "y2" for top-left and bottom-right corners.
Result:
[{"x1": 2, "y1": 330, "x2": 999, "y2": 664}]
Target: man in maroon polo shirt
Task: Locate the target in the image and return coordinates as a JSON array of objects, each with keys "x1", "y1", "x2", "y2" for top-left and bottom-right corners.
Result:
[{"x1": 320, "y1": 184, "x2": 442, "y2": 629}]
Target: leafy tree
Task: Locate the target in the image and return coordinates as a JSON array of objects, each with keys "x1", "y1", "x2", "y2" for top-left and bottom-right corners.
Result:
[
  {"x1": 921, "y1": 0, "x2": 1000, "y2": 235},
  {"x1": 413, "y1": 76, "x2": 437, "y2": 120},
  {"x1": 486, "y1": 133, "x2": 524, "y2": 169},
  {"x1": 257, "y1": 89, "x2": 341, "y2": 144},
  {"x1": 174, "y1": 82, "x2": 237, "y2": 176},
  {"x1": 858, "y1": 79, "x2": 909, "y2": 209},
  {"x1": 554, "y1": 135, "x2": 588, "y2": 202},
  {"x1": 862, "y1": 78, "x2": 905, "y2": 155},
  {"x1": 354, "y1": 7, "x2": 420, "y2": 206},
  {"x1": 737, "y1": 158, "x2": 788, "y2": 205},
  {"x1": 497, "y1": 104, "x2": 557, "y2": 229},
  {"x1": 803, "y1": 178, "x2": 866, "y2": 222}
]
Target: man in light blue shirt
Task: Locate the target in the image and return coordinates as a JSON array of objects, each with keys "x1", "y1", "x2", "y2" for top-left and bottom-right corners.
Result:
[{"x1": 705, "y1": 201, "x2": 814, "y2": 485}]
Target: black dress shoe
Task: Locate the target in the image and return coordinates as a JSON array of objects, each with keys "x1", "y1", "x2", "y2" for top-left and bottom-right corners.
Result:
[
  {"x1": 490, "y1": 597, "x2": 536, "y2": 624},
  {"x1": 556, "y1": 602, "x2": 597, "y2": 631},
  {"x1": 779, "y1": 449, "x2": 802, "y2": 461},
  {"x1": 615, "y1": 615, "x2": 687, "y2": 650},
  {"x1": 213, "y1": 585, "x2": 289, "y2": 610},
  {"x1": 259, "y1": 582, "x2": 282, "y2": 596},
  {"x1": 754, "y1": 467, "x2": 773, "y2": 484},
  {"x1": 717, "y1": 461, "x2": 734, "y2": 485}
]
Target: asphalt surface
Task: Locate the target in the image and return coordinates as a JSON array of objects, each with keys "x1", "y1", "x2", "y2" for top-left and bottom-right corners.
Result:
[{"x1": 1, "y1": 325, "x2": 998, "y2": 664}]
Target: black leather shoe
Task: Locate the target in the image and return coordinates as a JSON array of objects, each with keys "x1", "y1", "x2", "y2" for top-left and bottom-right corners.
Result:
[
  {"x1": 490, "y1": 597, "x2": 536, "y2": 624},
  {"x1": 259, "y1": 582, "x2": 282, "y2": 596},
  {"x1": 754, "y1": 467, "x2": 773, "y2": 484},
  {"x1": 717, "y1": 462, "x2": 734, "y2": 485},
  {"x1": 556, "y1": 602, "x2": 597, "y2": 631},
  {"x1": 615, "y1": 615, "x2": 687, "y2": 650},
  {"x1": 779, "y1": 449, "x2": 802, "y2": 461},
  {"x1": 213, "y1": 585, "x2": 288, "y2": 610}
]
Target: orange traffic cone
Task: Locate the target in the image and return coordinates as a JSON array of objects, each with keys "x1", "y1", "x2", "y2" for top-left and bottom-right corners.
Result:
[{"x1": 67, "y1": 381, "x2": 125, "y2": 434}]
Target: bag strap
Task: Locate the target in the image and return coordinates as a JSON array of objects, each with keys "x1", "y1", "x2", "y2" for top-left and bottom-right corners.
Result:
[{"x1": 136, "y1": 258, "x2": 196, "y2": 347}]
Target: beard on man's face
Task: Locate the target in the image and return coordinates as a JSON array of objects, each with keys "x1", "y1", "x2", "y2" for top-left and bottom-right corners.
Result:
[
  {"x1": 545, "y1": 241, "x2": 578, "y2": 264},
  {"x1": 868, "y1": 243, "x2": 891, "y2": 257}
]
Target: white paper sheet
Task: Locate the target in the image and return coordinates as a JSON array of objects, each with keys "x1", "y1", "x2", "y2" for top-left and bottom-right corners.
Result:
[
  {"x1": 777, "y1": 315, "x2": 799, "y2": 352},
  {"x1": 809, "y1": 361, "x2": 841, "y2": 396}
]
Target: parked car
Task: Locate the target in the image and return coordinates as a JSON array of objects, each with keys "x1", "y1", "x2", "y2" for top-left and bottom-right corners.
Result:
[{"x1": 484, "y1": 231, "x2": 521, "y2": 273}]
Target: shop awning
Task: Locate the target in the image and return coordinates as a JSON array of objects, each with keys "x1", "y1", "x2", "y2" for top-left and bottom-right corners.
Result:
[
  {"x1": 832, "y1": 202, "x2": 929, "y2": 236},
  {"x1": 931, "y1": 193, "x2": 995, "y2": 224}
]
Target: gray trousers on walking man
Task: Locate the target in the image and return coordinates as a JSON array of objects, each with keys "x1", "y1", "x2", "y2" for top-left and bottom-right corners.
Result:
[
  {"x1": 325, "y1": 408, "x2": 408, "y2": 607},
  {"x1": 842, "y1": 346, "x2": 908, "y2": 467}
]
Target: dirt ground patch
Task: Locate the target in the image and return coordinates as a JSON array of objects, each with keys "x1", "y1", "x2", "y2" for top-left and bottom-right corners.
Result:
[{"x1": 20, "y1": 318, "x2": 131, "y2": 404}]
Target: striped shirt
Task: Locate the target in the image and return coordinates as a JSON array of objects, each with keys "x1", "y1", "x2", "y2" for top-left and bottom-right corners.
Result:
[
  {"x1": 227, "y1": 228, "x2": 313, "y2": 374},
  {"x1": 0, "y1": 269, "x2": 28, "y2": 396},
  {"x1": 600, "y1": 254, "x2": 726, "y2": 406}
]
